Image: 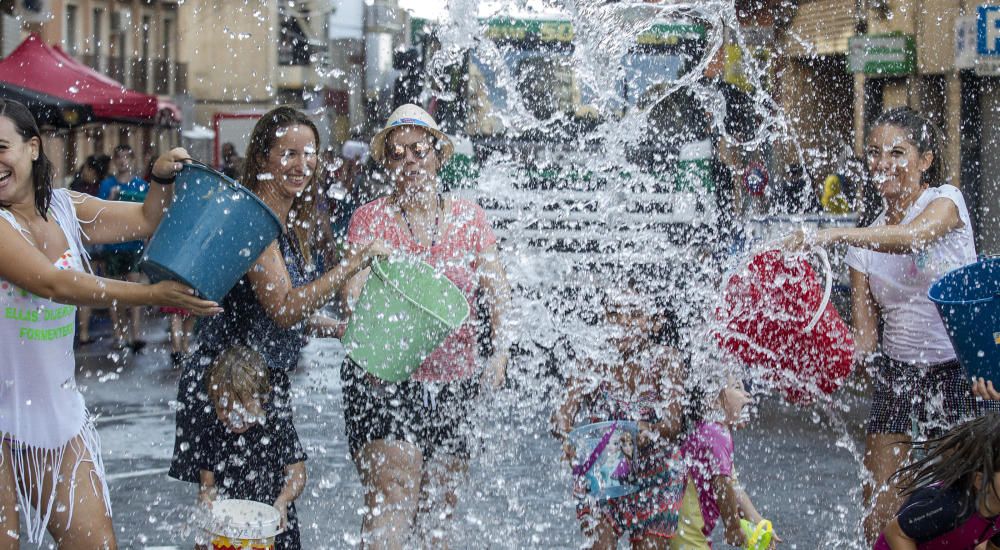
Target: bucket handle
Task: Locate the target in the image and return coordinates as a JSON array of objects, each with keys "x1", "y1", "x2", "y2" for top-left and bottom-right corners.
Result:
[
  {"x1": 181, "y1": 158, "x2": 244, "y2": 188},
  {"x1": 721, "y1": 245, "x2": 833, "y2": 333},
  {"x1": 368, "y1": 258, "x2": 467, "y2": 329}
]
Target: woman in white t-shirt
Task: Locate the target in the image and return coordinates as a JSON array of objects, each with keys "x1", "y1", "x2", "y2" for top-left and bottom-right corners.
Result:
[
  {"x1": 0, "y1": 100, "x2": 220, "y2": 548},
  {"x1": 783, "y1": 107, "x2": 997, "y2": 543}
]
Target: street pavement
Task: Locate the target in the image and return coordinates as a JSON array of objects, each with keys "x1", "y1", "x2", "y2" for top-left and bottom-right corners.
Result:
[{"x1": 29, "y1": 313, "x2": 872, "y2": 548}]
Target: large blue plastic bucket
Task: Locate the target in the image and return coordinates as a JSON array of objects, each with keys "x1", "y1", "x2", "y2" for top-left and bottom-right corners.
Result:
[
  {"x1": 928, "y1": 257, "x2": 1000, "y2": 384},
  {"x1": 140, "y1": 163, "x2": 282, "y2": 302}
]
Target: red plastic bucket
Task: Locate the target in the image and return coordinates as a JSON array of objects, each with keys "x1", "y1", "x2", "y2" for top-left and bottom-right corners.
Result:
[{"x1": 716, "y1": 248, "x2": 854, "y2": 404}]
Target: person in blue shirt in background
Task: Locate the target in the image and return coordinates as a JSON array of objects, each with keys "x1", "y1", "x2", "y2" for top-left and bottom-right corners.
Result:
[{"x1": 98, "y1": 144, "x2": 150, "y2": 352}]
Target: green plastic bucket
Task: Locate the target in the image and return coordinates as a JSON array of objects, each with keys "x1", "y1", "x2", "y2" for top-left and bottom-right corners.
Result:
[{"x1": 343, "y1": 258, "x2": 470, "y2": 382}]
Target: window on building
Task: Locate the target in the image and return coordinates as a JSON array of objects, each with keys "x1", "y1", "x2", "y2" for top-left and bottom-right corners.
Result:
[
  {"x1": 162, "y1": 17, "x2": 173, "y2": 60},
  {"x1": 65, "y1": 4, "x2": 78, "y2": 55},
  {"x1": 278, "y1": 12, "x2": 312, "y2": 66},
  {"x1": 91, "y1": 7, "x2": 105, "y2": 71},
  {"x1": 108, "y1": 11, "x2": 127, "y2": 81},
  {"x1": 92, "y1": 8, "x2": 104, "y2": 47},
  {"x1": 141, "y1": 14, "x2": 151, "y2": 61}
]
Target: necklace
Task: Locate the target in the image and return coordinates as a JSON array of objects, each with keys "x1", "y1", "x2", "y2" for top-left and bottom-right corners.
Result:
[{"x1": 399, "y1": 194, "x2": 443, "y2": 249}]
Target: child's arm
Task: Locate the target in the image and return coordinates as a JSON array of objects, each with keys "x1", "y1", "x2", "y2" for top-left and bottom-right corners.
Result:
[
  {"x1": 273, "y1": 461, "x2": 307, "y2": 530},
  {"x1": 195, "y1": 471, "x2": 216, "y2": 550},
  {"x1": 713, "y1": 475, "x2": 750, "y2": 547},
  {"x1": 198, "y1": 470, "x2": 217, "y2": 506},
  {"x1": 715, "y1": 476, "x2": 784, "y2": 547},
  {"x1": 881, "y1": 518, "x2": 919, "y2": 549},
  {"x1": 641, "y1": 353, "x2": 688, "y2": 445}
]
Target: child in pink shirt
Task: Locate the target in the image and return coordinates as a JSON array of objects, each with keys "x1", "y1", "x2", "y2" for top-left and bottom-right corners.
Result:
[{"x1": 671, "y1": 377, "x2": 776, "y2": 549}]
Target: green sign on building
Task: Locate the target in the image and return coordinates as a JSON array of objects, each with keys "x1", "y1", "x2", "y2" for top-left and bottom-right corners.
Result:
[{"x1": 848, "y1": 33, "x2": 916, "y2": 76}]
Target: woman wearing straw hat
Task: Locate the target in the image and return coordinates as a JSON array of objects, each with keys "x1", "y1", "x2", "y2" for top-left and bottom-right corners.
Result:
[{"x1": 340, "y1": 104, "x2": 511, "y2": 547}]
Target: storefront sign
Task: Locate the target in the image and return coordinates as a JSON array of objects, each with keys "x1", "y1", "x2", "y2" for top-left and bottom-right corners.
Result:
[
  {"x1": 956, "y1": 12, "x2": 1000, "y2": 74},
  {"x1": 978, "y1": 6, "x2": 1000, "y2": 55},
  {"x1": 847, "y1": 33, "x2": 916, "y2": 75},
  {"x1": 484, "y1": 18, "x2": 574, "y2": 43}
]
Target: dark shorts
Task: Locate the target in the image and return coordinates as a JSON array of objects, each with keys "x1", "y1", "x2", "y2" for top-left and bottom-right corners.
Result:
[
  {"x1": 866, "y1": 355, "x2": 1000, "y2": 437},
  {"x1": 104, "y1": 249, "x2": 143, "y2": 278},
  {"x1": 340, "y1": 359, "x2": 480, "y2": 461}
]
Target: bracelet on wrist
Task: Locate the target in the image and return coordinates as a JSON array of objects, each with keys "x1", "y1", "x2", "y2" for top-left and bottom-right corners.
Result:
[{"x1": 150, "y1": 173, "x2": 176, "y2": 186}]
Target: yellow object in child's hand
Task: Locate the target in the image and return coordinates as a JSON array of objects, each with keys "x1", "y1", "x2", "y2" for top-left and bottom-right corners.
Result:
[{"x1": 740, "y1": 518, "x2": 774, "y2": 550}]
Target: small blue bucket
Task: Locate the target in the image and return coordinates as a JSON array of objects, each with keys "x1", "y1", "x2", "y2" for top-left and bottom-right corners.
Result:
[
  {"x1": 140, "y1": 162, "x2": 282, "y2": 302},
  {"x1": 928, "y1": 257, "x2": 1000, "y2": 384}
]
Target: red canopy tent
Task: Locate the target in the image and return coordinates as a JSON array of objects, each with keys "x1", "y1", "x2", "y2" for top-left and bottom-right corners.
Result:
[
  {"x1": 0, "y1": 33, "x2": 158, "y2": 123},
  {"x1": 48, "y1": 43, "x2": 181, "y2": 126}
]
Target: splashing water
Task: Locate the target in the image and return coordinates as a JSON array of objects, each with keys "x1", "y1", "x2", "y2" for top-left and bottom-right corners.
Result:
[{"x1": 412, "y1": 0, "x2": 870, "y2": 547}]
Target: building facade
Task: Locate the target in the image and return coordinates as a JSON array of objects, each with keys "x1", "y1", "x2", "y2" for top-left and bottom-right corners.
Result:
[
  {"x1": 776, "y1": 0, "x2": 1000, "y2": 253},
  {"x1": 1, "y1": 0, "x2": 184, "y2": 179},
  {"x1": 178, "y1": 0, "x2": 330, "y2": 157}
]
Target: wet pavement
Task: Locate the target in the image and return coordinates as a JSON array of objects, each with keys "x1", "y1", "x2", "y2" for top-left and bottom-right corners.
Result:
[{"x1": 36, "y1": 313, "x2": 873, "y2": 549}]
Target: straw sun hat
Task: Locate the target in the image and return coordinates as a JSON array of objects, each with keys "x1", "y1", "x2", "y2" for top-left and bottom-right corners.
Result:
[{"x1": 370, "y1": 104, "x2": 454, "y2": 164}]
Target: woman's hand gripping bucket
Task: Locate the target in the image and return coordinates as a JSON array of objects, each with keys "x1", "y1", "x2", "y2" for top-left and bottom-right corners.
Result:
[{"x1": 716, "y1": 247, "x2": 854, "y2": 405}]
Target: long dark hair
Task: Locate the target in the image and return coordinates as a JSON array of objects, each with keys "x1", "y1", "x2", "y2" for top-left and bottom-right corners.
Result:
[
  {"x1": 891, "y1": 413, "x2": 1000, "y2": 516},
  {"x1": 242, "y1": 106, "x2": 322, "y2": 265},
  {"x1": 0, "y1": 100, "x2": 55, "y2": 219},
  {"x1": 871, "y1": 107, "x2": 946, "y2": 187}
]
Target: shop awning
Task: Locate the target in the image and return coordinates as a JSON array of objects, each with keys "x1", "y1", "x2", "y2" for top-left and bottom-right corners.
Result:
[
  {"x1": 0, "y1": 81, "x2": 95, "y2": 128},
  {"x1": 0, "y1": 33, "x2": 158, "y2": 123}
]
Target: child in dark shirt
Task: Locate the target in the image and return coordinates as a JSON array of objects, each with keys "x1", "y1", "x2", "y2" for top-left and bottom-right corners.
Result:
[
  {"x1": 197, "y1": 346, "x2": 307, "y2": 550},
  {"x1": 877, "y1": 413, "x2": 1000, "y2": 549}
]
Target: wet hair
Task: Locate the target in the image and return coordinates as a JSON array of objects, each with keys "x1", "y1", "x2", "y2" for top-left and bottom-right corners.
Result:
[
  {"x1": 891, "y1": 413, "x2": 1000, "y2": 516},
  {"x1": 80, "y1": 154, "x2": 111, "y2": 182},
  {"x1": 0, "y1": 100, "x2": 54, "y2": 219},
  {"x1": 242, "y1": 106, "x2": 322, "y2": 265},
  {"x1": 113, "y1": 143, "x2": 134, "y2": 157},
  {"x1": 871, "y1": 107, "x2": 946, "y2": 187},
  {"x1": 681, "y1": 382, "x2": 708, "y2": 432},
  {"x1": 87, "y1": 154, "x2": 111, "y2": 177},
  {"x1": 206, "y1": 346, "x2": 271, "y2": 407}
]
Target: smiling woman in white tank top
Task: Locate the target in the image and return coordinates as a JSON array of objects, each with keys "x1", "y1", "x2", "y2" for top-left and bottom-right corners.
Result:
[
  {"x1": 782, "y1": 107, "x2": 1000, "y2": 544},
  {"x1": 0, "y1": 99, "x2": 220, "y2": 548}
]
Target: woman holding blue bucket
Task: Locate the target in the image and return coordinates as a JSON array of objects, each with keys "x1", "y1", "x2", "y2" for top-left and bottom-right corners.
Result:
[
  {"x1": 339, "y1": 104, "x2": 511, "y2": 548},
  {"x1": 0, "y1": 99, "x2": 221, "y2": 548},
  {"x1": 783, "y1": 107, "x2": 1000, "y2": 542},
  {"x1": 168, "y1": 106, "x2": 387, "y2": 549}
]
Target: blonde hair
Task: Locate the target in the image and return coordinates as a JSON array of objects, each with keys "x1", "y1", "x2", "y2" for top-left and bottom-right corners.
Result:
[{"x1": 206, "y1": 346, "x2": 271, "y2": 406}]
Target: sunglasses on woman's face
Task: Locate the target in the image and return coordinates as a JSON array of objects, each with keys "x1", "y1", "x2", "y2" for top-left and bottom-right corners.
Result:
[{"x1": 386, "y1": 141, "x2": 433, "y2": 162}]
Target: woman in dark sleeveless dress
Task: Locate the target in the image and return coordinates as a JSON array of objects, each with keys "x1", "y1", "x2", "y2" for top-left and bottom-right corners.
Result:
[{"x1": 168, "y1": 107, "x2": 385, "y2": 549}]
